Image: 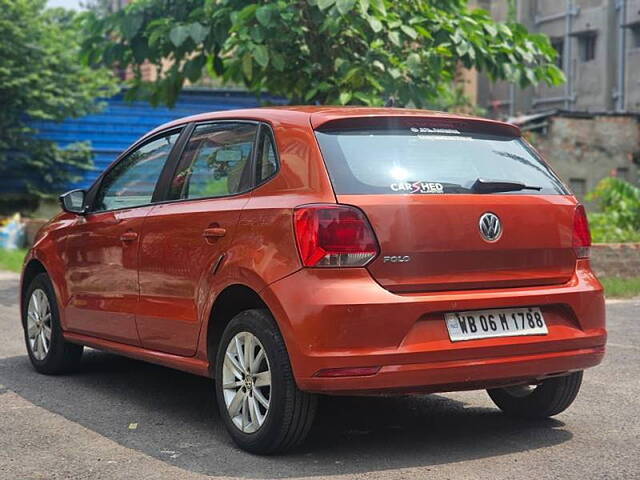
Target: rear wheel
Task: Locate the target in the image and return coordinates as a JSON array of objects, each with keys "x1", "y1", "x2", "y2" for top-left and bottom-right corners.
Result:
[
  {"x1": 487, "y1": 371, "x2": 583, "y2": 419},
  {"x1": 23, "y1": 273, "x2": 83, "y2": 374},
  {"x1": 214, "y1": 309, "x2": 317, "y2": 454}
]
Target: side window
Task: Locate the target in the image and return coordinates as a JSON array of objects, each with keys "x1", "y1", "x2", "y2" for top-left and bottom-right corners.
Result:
[
  {"x1": 256, "y1": 126, "x2": 278, "y2": 183},
  {"x1": 169, "y1": 122, "x2": 257, "y2": 200},
  {"x1": 93, "y1": 131, "x2": 180, "y2": 212}
]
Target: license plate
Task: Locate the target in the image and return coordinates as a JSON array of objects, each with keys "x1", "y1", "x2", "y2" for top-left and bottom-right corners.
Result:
[{"x1": 445, "y1": 307, "x2": 548, "y2": 342}]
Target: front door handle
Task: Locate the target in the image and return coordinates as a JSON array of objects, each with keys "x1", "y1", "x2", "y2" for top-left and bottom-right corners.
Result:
[
  {"x1": 203, "y1": 227, "x2": 227, "y2": 239},
  {"x1": 120, "y1": 231, "x2": 138, "y2": 242}
]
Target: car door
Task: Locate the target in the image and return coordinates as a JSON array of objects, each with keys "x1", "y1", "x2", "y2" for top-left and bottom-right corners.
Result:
[
  {"x1": 136, "y1": 121, "x2": 259, "y2": 356},
  {"x1": 63, "y1": 129, "x2": 182, "y2": 345}
]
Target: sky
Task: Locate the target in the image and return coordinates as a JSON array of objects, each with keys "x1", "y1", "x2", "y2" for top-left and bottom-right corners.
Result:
[{"x1": 48, "y1": 0, "x2": 83, "y2": 9}]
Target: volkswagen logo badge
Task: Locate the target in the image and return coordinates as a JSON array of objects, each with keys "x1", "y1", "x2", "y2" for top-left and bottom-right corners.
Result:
[{"x1": 479, "y1": 212, "x2": 502, "y2": 242}]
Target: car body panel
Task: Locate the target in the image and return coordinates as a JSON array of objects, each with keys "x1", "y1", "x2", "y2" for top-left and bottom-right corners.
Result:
[
  {"x1": 339, "y1": 193, "x2": 578, "y2": 293},
  {"x1": 21, "y1": 212, "x2": 75, "y2": 326},
  {"x1": 260, "y1": 259, "x2": 605, "y2": 394},
  {"x1": 308, "y1": 107, "x2": 521, "y2": 136},
  {"x1": 136, "y1": 195, "x2": 250, "y2": 356},
  {"x1": 63, "y1": 330, "x2": 210, "y2": 377},
  {"x1": 62, "y1": 207, "x2": 152, "y2": 345}
]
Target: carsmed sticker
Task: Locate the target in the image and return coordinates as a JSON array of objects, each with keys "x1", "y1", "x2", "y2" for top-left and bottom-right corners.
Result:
[
  {"x1": 410, "y1": 127, "x2": 461, "y2": 135},
  {"x1": 390, "y1": 181, "x2": 444, "y2": 194}
]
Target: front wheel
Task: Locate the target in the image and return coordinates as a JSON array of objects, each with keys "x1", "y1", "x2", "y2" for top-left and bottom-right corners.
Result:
[
  {"x1": 487, "y1": 371, "x2": 583, "y2": 419},
  {"x1": 214, "y1": 309, "x2": 317, "y2": 454},
  {"x1": 23, "y1": 273, "x2": 83, "y2": 374}
]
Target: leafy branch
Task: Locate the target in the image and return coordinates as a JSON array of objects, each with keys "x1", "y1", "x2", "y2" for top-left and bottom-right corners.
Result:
[{"x1": 80, "y1": 0, "x2": 564, "y2": 108}]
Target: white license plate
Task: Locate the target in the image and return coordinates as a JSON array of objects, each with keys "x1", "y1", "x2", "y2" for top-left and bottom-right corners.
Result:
[{"x1": 445, "y1": 307, "x2": 548, "y2": 342}]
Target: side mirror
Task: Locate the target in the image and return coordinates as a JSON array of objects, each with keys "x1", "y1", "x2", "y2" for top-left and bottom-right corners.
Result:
[{"x1": 59, "y1": 189, "x2": 87, "y2": 214}]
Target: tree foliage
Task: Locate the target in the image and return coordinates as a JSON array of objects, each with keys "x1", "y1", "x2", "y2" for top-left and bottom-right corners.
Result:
[
  {"x1": 587, "y1": 177, "x2": 640, "y2": 243},
  {"x1": 0, "y1": 0, "x2": 117, "y2": 195},
  {"x1": 81, "y1": 0, "x2": 564, "y2": 108},
  {"x1": 81, "y1": 0, "x2": 119, "y2": 17}
]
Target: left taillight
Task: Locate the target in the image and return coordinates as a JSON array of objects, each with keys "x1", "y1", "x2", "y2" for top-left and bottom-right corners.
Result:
[
  {"x1": 293, "y1": 204, "x2": 379, "y2": 267},
  {"x1": 572, "y1": 204, "x2": 592, "y2": 259}
]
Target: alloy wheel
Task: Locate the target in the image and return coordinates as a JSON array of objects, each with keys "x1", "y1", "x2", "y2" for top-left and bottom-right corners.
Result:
[
  {"x1": 26, "y1": 288, "x2": 52, "y2": 361},
  {"x1": 222, "y1": 331, "x2": 271, "y2": 434}
]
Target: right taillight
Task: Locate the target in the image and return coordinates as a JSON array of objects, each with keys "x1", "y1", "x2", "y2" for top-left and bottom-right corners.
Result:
[
  {"x1": 293, "y1": 204, "x2": 379, "y2": 267},
  {"x1": 572, "y1": 205, "x2": 592, "y2": 258}
]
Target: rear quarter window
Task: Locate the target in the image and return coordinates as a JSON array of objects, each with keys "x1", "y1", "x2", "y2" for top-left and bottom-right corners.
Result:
[{"x1": 315, "y1": 128, "x2": 568, "y2": 195}]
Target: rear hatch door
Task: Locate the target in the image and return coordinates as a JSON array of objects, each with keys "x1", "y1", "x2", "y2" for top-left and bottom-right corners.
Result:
[
  {"x1": 313, "y1": 115, "x2": 577, "y2": 293},
  {"x1": 337, "y1": 193, "x2": 577, "y2": 292}
]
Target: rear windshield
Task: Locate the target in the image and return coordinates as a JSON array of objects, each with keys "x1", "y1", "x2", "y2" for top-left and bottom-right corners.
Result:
[{"x1": 315, "y1": 128, "x2": 568, "y2": 195}]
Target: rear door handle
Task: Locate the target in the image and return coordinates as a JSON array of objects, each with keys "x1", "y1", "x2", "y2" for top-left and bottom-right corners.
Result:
[
  {"x1": 203, "y1": 227, "x2": 226, "y2": 239},
  {"x1": 120, "y1": 231, "x2": 138, "y2": 242}
]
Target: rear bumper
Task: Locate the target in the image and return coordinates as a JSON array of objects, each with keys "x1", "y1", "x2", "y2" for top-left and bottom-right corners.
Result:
[
  {"x1": 261, "y1": 260, "x2": 606, "y2": 395},
  {"x1": 299, "y1": 345, "x2": 604, "y2": 395}
]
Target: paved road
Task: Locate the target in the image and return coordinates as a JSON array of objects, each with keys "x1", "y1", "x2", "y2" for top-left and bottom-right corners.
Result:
[{"x1": 0, "y1": 271, "x2": 638, "y2": 480}]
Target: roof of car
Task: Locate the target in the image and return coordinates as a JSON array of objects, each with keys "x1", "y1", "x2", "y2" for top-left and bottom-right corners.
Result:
[{"x1": 145, "y1": 106, "x2": 520, "y2": 139}]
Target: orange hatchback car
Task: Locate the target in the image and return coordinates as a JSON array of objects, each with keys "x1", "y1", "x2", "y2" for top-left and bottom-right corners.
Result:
[{"x1": 21, "y1": 107, "x2": 606, "y2": 453}]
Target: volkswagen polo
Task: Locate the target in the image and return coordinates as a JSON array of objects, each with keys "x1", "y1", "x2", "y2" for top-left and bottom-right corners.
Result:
[{"x1": 20, "y1": 107, "x2": 606, "y2": 454}]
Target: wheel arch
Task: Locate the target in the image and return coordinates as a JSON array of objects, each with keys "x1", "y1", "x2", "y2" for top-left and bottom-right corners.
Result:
[
  {"x1": 20, "y1": 258, "x2": 48, "y2": 321},
  {"x1": 205, "y1": 284, "x2": 272, "y2": 375}
]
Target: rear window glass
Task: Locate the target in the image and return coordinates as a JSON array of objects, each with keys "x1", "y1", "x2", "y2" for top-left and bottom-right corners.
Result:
[{"x1": 315, "y1": 128, "x2": 567, "y2": 195}]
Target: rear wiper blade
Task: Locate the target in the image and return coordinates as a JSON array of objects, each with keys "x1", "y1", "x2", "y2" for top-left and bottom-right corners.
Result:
[{"x1": 471, "y1": 178, "x2": 542, "y2": 194}]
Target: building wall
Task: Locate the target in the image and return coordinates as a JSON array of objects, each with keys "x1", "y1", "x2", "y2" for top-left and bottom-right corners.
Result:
[
  {"x1": 591, "y1": 243, "x2": 640, "y2": 277},
  {"x1": 476, "y1": 0, "x2": 638, "y2": 116},
  {"x1": 1, "y1": 90, "x2": 277, "y2": 194},
  {"x1": 624, "y1": 0, "x2": 640, "y2": 111},
  {"x1": 472, "y1": 0, "x2": 518, "y2": 116},
  {"x1": 529, "y1": 114, "x2": 639, "y2": 199}
]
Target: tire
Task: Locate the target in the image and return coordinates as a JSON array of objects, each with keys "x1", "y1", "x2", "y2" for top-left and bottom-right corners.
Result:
[
  {"x1": 214, "y1": 309, "x2": 317, "y2": 454},
  {"x1": 22, "y1": 273, "x2": 83, "y2": 374},
  {"x1": 487, "y1": 371, "x2": 583, "y2": 419}
]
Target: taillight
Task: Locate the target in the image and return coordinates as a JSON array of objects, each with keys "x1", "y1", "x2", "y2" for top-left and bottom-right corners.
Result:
[
  {"x1": 572, "y1": 205, "x2": 591, "y2": 258},
  {"x1": 293, "y1": 204, "x2": 379, "y2": 267}
]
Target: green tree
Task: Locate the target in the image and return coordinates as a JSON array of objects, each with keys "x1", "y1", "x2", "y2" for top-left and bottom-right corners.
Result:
[
  {"x1": 81, "y1": 0, "x2": 119, "y2": 17},
  {"x1": 0, "y1": 0, "x2": 117, "y2": 195},
  {"x1": 80, "y1": 0, "x2": 564, "y2": 108}
]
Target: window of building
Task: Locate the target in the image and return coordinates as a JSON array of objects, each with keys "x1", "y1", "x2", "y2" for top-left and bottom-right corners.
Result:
[
  {"x1": 631, "y1": 24, "x2": 640, "y2": 49},
  {"x1": 577, "y1": 33, "x2": 597, "y2": 62},
  {"x1": 569, "y1": 178, "x2": 587, "y2": 196},
  {"x1": 551, "y1": 38, "x2": 564, "y2": 69}
]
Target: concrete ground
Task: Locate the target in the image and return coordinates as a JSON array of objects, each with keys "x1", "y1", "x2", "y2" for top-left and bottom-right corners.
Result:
[{"x1": 0, "y1": 270, "x2": 638, "y2": 480}]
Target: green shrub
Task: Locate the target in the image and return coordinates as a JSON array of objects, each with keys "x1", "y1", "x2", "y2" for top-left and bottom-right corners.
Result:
[{"x1": 586, "y1": 178, "x2": 640, "y2": 243}]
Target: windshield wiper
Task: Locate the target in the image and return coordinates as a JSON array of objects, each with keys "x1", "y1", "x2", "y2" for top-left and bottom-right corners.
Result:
[{"x1": 471, "y1": 178, "x2": 542, "y2": 194}]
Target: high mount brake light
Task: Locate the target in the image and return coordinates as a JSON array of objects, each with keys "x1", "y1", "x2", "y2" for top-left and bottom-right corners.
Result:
[
  {"x1": 572, "y1": 205, "x2": 592, "y2": 259},
  {"x1": 293, "y1": 204, "x2": 379, "y2": 267}
]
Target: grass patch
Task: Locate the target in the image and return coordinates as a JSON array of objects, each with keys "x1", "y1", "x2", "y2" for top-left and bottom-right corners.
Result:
[
  {"x1": 600, "y1": 277, "x2": 640, "y2": 299},
  {"x1": 0, "y1": 248, "x2": 27, "y2": 273}
]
